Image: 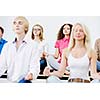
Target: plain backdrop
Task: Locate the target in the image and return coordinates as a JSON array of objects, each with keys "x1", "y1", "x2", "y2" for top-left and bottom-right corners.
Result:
[
  {"x1": 0, "y1": 0, "x2": 100, "y2": 99},
  {"x1": 0, "y1": 16, "x2": 100, "y2": 53}
]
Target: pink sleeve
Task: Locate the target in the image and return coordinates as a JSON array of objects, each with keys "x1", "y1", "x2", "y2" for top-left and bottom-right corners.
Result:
[{"x1": 55, "y1": 40, "x2": 59, "y2": 48}]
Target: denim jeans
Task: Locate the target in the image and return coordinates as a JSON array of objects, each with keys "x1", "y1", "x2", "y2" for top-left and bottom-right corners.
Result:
[
  {"x1": 97, "y1": 60, "x2": 100, "y2": 71},
  {"x1": 40, "y1": 58, "x2": 47, "y2": 74},
  {"x1": 18, "y1": 78, "x2": 32, "y2": 83}
]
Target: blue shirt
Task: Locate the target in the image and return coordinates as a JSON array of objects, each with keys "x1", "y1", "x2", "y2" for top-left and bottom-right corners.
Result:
[{"x1": 0, "y1": 38, "x2": 7, "y2": 54}]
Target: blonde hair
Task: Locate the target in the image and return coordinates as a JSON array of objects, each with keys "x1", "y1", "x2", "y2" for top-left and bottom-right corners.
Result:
[
  {"x1": 31, "y1": 24, "x2": 44, "y2": 41},
  {"x1": 68, "y1": 23, "x2": 91, "y2": 51},
  {"x1": 13, "y1": 16, "x2": 29, "y2": 34}
]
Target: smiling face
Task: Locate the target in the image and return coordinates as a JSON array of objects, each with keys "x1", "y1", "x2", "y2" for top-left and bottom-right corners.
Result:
[{"x1": 73, "y1": 24, "x2": 85, "y2": 41}]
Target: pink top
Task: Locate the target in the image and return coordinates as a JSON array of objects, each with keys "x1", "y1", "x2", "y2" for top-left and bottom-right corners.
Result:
[{"x1": 55, "y1": 37, "x2": 70, "y2": 63}]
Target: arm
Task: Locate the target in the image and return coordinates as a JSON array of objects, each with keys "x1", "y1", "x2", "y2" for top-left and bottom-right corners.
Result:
[
  {"x1": 44, "y1": 48, "x2": 67, "y2": 77},
  {"x1": 89, "y1": 49, "x2": 100, "y2": 79},
  {"x1": 0, "y1": 43, "x2": 8, "y2": 76},
  {"x1": 53, "y1": 48, "x2": 59, "y2": 59},
  {"x1": 25, "y1": 47, "x2": 40, "y2": 80},
  {"x1": 42, "y1": 41, "x2": 49, "y2": 58},
  {"x1": 94, "y1": 39, "x2": 99, "y2": 60},
  {"x1": 53, "y1": 40, "x2": 60, "y2": 59}
]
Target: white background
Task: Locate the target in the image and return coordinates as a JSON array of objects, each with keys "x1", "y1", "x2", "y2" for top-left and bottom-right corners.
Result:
[
  {"x1": 0, "y1": 0, "x2": 100, "y2": 100},
  {"x1": 0, "y1": 16, "x2": 100, "y2": 53}
]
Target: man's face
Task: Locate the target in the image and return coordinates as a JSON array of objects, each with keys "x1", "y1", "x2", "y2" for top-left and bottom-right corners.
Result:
[{"x1": 13, "y1": 19, "x2": 26, "y2": 35}]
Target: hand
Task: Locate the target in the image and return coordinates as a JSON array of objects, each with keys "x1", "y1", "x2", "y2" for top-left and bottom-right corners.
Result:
[
  {"x1": 42, "y1": 52, "x2": 49, "y2": 57},
  {"x1": 43, "y1": 67, "x2": 50, "y2": 76},
  {"x1": 25, "y1": 73, "x2": 33, "y2": 80},
  {"x1": 64, "y1": 70, "x2": 70, "y2": 75}
]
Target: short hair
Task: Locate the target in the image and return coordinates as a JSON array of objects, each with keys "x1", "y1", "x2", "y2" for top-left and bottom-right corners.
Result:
[
  {"x1": 13, "y1": 16, "x2": 29, "y2": 34},
  {"x1": 0, "y1": 26, "x2": 4, "y2": 34}
]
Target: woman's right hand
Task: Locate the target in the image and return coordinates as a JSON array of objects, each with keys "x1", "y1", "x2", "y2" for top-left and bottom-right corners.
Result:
[{"x1": 43, "y1": 67, "x2": 50, "y2": 76}]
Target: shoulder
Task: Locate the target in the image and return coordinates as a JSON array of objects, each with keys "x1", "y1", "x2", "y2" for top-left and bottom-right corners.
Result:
[
  {"x1": 3, "y1": 39, "x2": 7, "y2": 43},
  {"x1": 55, "y1": 39, "x2": 62, "y2": 45},
  {"x1": 62, "y1": 48, "x2": 70, "y2": 58},
  {"x1": 87, "y1": 48, "x2": 96, "y2": 59},
  {"x1": 41, "y1": 40, "x2": 48, "y2": 45}
]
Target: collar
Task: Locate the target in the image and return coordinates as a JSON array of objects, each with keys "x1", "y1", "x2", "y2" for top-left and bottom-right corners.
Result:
[
  {"x1": 12, "y1": 36, "x2": 27, "y2": 44},
  {"x1": 0, "y1": 38, "x2": 4, "y2": 43},
  {"x1": 63, "y1": 37, "x2": 70, "y2": 42}
]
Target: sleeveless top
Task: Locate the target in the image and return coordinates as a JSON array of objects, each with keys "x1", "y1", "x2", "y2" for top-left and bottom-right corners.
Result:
[{"x1": 68, "y1": 53, "x2": 90, "y2": 80}]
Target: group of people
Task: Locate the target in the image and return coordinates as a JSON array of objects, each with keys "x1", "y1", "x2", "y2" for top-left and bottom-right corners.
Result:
[{"x1": 0, "y1": 16, "x2": 100, "y2": 83}]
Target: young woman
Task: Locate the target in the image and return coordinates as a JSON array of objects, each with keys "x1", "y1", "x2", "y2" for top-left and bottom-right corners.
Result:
[
  {"x1": 94, "y1": 38, "x2": 100, "y2": 71},
  {"x1": 31, "y1": 24, "x2": 48, "y2": 74},
  {"x1": 44, "y1": 23, "x2": 100, "y2": 83},
  {"x1": 0, "y1": 16, "x2": 40, "y2": 83},
  {"x1": 46, "y1": 24, "x2": 73, "y2": 73}
]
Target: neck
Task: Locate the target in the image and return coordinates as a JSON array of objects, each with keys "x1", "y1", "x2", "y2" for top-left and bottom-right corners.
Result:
[
  {"x1": 16, "y1": 33, "x2": 25, "y2": 42},
  {"x1": 65, "y1": 34, "x2": 70, "y2": 39},
  {"x1": 34, "y1": 36, "x2": 40, "y2": 42},
  {"x1": 74, "y1": 40, "x2": 85, "y2": 48}
]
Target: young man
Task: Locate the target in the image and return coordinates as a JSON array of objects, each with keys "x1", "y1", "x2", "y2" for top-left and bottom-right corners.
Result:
[
  {"x1": 0, "y1": 16, "x2": 40, "y2": 83},
  {"x1": 0, "y1": 26, "x2": 7, "y2": 54}
]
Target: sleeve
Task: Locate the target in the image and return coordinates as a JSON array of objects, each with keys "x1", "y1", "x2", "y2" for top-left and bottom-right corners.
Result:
[
  {"x1": 28, "y1": 46, "x2": 40, "y2": 80},
  {"x1": 55, "y1": 40, "x2": 59, "y2": 48},
  {"x1": 43, "y1": 40, "x2": 49, "y2": 53},
  {"x1": 0, "y1": 43, "x2": 8, "y2": 77}
]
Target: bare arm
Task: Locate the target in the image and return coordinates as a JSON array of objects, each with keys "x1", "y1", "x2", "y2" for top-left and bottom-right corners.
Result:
[
  {"x1": 44, "y1": 49, "x2": 67, "y2": 77},
  {"x1": 53, "y1": 48, "x2": 59, "y2": 59}
]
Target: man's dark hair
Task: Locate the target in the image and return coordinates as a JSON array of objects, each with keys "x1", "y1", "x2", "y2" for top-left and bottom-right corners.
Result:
[{"x1": 0, "y1": 26, "x2": 4, "y2": 34}]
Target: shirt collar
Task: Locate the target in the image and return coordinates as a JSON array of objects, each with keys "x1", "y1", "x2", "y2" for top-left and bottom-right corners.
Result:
[
  {"x1": 0, "y1": 38, "x2": 4, "y2": 43},
  {"x1": 63, "y1": 37, "x2": 70, "y2": 42},
  {"x1": 12, "y1": 36, "x2": 28, "y2": 44}
]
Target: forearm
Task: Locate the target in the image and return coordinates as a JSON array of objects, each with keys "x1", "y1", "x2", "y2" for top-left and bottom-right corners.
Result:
[{"x1": 50, "y1": 70, "x2": 64, "y2": 78}]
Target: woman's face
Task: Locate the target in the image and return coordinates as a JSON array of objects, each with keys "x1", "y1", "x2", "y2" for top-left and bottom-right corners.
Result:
[
  {"x1": 63, "y1": 24, "x2": 70, "y2": 35},
  {"x1": 13, "y1": 19, "x2": 26, "y2": 35},
  {"x1": 73, "y1": 24, "x2": 85, "y2": 40},
  {"x1": 32, "y1": 26, "x2": 41, "y2": 37}
]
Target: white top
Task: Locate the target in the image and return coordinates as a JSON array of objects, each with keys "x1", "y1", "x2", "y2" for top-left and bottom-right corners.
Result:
[
  {"x1": 68, "y1": 53, "x2": 90, "y2": 80},
  {"x1": 32, "y1": 40, "x2": 48, "y2": 58},
  {"x1": 0, "y1": 37, "x2": 40, "y2": 82}
]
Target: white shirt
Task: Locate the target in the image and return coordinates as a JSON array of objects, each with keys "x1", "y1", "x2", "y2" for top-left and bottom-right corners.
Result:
[
  {"x1": 32, "y1": 40, "x2": 48, "y2": 58},
  {"x1": 0, "y1": 37, "x2": 40, "y2": 82}
]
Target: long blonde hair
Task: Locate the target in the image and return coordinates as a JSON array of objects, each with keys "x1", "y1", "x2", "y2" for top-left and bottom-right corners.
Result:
[{"x1": 68, "y1": 23, "x2": 91, "y2": 51}]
